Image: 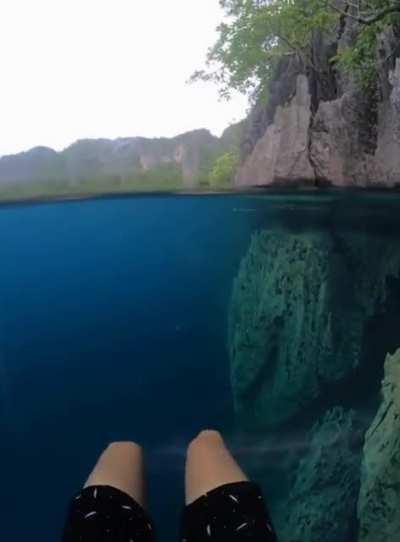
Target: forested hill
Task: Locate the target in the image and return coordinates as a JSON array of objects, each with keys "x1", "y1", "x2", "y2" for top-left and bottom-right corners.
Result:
[
  {"x1": 0, "y1": 125, "x2": 242, "y2": 199},
  {"x1": 195, "y1": 0, "x2": 400, "y2": 188}
]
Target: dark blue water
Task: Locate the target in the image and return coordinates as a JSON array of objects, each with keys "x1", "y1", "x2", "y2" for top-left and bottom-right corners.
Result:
[
  {"x1": 1, "y1": 192, "x2": 400, "y2": 542},
  {"x1": 0, "y1": 195, "x2": 269, "y2": 542}
]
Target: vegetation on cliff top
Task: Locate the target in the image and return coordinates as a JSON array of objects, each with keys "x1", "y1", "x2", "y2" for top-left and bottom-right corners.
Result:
[
  {"x1": 192, "y1": 0, "x2": 400, "y2": 98},
  {"x1": 209, "y1": 151, "x2": 240, "y2": 188}
]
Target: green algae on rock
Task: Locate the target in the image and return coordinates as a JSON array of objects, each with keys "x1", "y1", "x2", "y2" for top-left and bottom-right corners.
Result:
[
  {"x1": 357, "y1": 348, "x2": 400, "y2": 542},
  {"x1": 276, "y1": 407, "x2": 362, "y2": 542},
  {"x1": 229, "y1": 231, "x2": 357, "y2": 428},
  {"x1": 229, "y1": 230, "x2": 400, "y2": 429}
]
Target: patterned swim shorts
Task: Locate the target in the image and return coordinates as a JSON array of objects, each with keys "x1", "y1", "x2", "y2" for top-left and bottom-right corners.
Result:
[{"x1": 62, "y1": 481, "x2": 277, "y2": 542}]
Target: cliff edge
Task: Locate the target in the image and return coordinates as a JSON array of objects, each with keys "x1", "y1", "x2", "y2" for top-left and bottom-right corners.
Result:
[{"x1": 236, "y1": 19, "x2": 400, "y2": 188}]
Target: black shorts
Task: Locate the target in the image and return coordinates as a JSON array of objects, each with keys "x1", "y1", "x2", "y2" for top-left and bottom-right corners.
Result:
[{"x1": 62, "y1": 482, "x2": 277, "y2": 542}]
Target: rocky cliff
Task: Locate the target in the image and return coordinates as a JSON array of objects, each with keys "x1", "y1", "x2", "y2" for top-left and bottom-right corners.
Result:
[
  {"x1": 0, "y1": 129, "x2": 229, "y2": 190},
  {"x1": 236, "y1": 16, "x2": 400, "y2": 188}
]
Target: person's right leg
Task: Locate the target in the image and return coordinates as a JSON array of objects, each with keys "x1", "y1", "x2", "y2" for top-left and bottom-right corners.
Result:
[
  {"x1": 183, "y1": 430, "x2": 277, "y2": 542},
  {"x1": 185, "y1": 430, "x2": 248, "y2": 505}
]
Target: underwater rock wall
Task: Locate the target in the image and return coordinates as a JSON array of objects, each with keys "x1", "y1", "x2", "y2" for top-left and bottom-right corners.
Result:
[
  {"x1": 229, "y1": 231, "x2": 357, "y2": 428},
  {"x1": 229, "y1": 231, "x2": 400, "y2": 429},
  {"x1": 357, "y1": 349, "x2": 400, "y2": 542},
  {"x1": 277, "y1": 407, "x2": 362, "y2": 542},
  {"x1": 229, "y1": 228, "x2": 400, "y2": 541}
]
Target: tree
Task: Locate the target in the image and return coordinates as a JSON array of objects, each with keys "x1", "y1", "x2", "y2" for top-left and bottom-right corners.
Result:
[
  {"x1": 192, "y1": 1, "x2": 400, "y2": 98},
  {"x1": 330, "y1": 1, "x2": 400, "y2": 26},
  {"x1": 209, "y1": 152, "x2": 240, "y2": 188}
]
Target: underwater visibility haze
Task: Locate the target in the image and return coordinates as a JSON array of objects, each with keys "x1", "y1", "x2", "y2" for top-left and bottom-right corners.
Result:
[{"x1": 0, "y1": 192, "x2": 400, "y2": 542}]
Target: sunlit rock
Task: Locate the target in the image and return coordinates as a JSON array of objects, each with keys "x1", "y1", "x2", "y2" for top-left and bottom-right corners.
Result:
[{"x1": 236, "y1": 75, "x2": 315, "y2": 187}]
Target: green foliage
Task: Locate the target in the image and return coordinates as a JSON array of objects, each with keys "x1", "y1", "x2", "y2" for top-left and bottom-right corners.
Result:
[
  {"x1": 0, "y1": 163, "x2": 184, "y2": 203},
  {"x1": 192, "y1": 0, "x2": 337, "y2": 99},
  {"x1": 196, "y1": 146, "x2": 222, "y2": 183},
  {"x1": 209, "y1": 152, "x2": 240, "y2": 188},
  {"x1": 335, "y1": 2, "x2": 400, "y2": 89},
  {"x1": 193, "y1": 0, "x2": 400, "y2": 97},
  {"x1": 129, "y1": 162, "x2": 183, "y2": 186},
  {"x1": 337, "y1": 25, "x2": 380, "y2": 89},
  {"x1": 191, "y1": 125, "x2": 243, "y2": 186}
]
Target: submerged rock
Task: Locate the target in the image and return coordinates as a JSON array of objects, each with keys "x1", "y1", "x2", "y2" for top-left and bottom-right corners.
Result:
[
  {"x1": 229, "y1": 231, "x2": 352, "y2": 427},
  {"x1": 229, "y1": 230, "x2": 400, "y2": 429},
  {"x1": 230, "y1": 232, "x2": 349, "y2": 428},
  {"x1": 276, "y1": 407, "x2": 362, "y2": 542},
  {"x1": 357, "y1": 348, "x2": 400, "y2": 542}
]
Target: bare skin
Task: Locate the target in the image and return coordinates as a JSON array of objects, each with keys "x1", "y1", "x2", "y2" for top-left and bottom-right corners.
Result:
[
  {"x1": 83, "y1": 430, "x2": 247, "y2": 508},
  {"x1": 84, "y1": 441, "x2": 147, "y2": 509},
  {"x1": 185, "y1": 430, "x2": 248, "y2": 505}
]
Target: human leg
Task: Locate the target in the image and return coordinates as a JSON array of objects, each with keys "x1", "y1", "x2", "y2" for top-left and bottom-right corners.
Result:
[
  {"x1": 84, "y1": 441, "x2": 146, "y2": 508},
  {"x1": 63, "y1": 442, "x2": 154, "y2": 542},
  {"x1": 182, "y1": 430, "x2": 277, "y2": 542},
  {"x1": 185, "y1": 430, "x2": 248, "y2": 505}
]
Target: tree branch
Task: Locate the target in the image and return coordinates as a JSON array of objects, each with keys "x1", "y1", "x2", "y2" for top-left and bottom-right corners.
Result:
[
  {"x1": 329, "y1": 1, "x2": 400, "y2": 25},
  {"x1": 276, "y1": 33, "x2": 318, "y2": 71}
]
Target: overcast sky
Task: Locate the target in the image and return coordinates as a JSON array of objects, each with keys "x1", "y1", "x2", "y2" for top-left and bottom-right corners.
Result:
[{"x1": 0, "y1": 0, "x2": 248, "y2": 157}]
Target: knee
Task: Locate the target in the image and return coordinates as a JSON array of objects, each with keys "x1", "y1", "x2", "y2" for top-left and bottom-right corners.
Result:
[
  {"x1": 106, "y1": 441, "x2": 143, "y2": 456},
  {"x1": 188, "y1": 430, "x2": 224, "y2": 453}
]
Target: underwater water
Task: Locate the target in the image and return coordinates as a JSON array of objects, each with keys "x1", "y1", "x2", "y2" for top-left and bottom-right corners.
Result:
[{"x1": 0, "y1": 192, "x2": 399, "y2": 542}]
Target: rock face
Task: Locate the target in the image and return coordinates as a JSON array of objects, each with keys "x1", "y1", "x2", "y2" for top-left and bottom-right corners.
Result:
[
  {"x1": 229, "y1": 231, "x2": 354, "y2": 427},
  {"x1": 229, "y1": 229, "x2": 400, "y2": 429},
  {"x1": 236, "y1": 76, "x2": 315, "y2": 186},
  {"x1": 357, "y1": 348, "x2": 400, "y2": 542},
  {"x1": 229, "y1": 213, "x2": 400, "y2": 541},
  {"x1": 310, "y1": 91, "x2": 379, "y2": 186},
  {"x1": 236, "y1": 19, "x2": 400, "y2": 187},
  {"x1": 277, "y1": 408, "x2": 362, "y2": 542},
  {"x1": 375, "y1": 58, "x2": 400, "y2": 186},
  {"x1": 0, "y1": 129, "x2": 221, "y2": 189}
]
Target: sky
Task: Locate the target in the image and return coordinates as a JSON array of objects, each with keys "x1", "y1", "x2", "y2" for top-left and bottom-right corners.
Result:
[{"x1": 0, "y1": 0, "x2": 248, "y2": 157}]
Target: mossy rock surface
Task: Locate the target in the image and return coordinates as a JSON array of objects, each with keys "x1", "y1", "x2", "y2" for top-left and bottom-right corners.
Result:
[
  {"x1": 229, "y1": 230, "x2": 400, "y2": 429},
  {"x1": 357, "y1": 348, "x2": 400, "y2": 542}
]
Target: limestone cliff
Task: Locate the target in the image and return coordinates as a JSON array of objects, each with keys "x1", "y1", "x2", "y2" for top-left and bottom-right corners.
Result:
[
  {"x1": 236, "y1": 18, "x2": 400, "y2": 187},
  {"x1": 237, "y1": 76, "x2": 315, "y2": 186}
]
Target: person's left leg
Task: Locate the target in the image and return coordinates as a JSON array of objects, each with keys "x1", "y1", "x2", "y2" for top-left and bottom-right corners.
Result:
[
  {"x1": 84, "y1": 441, "x2": 146, "y2": 508},
  {"x1": 63, "y1": 442, "x2": 154, "y2": 542}
]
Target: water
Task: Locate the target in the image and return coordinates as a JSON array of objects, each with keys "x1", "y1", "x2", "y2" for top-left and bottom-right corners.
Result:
[{"x1": 0, "y1": 192, "x2": 399, "y2": 542}]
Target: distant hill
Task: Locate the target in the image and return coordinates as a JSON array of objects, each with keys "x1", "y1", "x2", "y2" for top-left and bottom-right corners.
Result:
[{"x1": 0, "y1": 125, "x2": 243, "y2": 198}]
